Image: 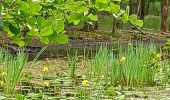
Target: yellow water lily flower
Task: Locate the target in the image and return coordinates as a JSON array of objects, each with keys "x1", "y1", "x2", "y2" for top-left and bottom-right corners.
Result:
[
  {"x1": 128, "y1": 42, "x2": 132, "y2": 46},
  {"x1": 42, "y1": 67, "x2": 49, "y2": 73},
  {"x1": 82, "y1": 80, "x2": 89, "y2": 87},
  {"x1": 1, "y1": 72, "x2": 7, "y2": 76},
  {"x1": 120, "y1": 57, "x2": 126, "y2": 62},
  {"x1": 43, "y1": 81, "x2": 49, "y2": 87}
]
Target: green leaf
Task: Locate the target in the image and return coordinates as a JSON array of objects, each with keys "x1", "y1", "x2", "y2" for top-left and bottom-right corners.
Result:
[
  {"x1": 121, "y1": 12, "x2": 128, "y2": 22},
  {"x1": 136, "y1": 20, "x2": 143, "y2": 27},
  {"x1": 18, "y1": 1, "x2": 29, "y2": 12},
  {"x1": 40, "y1": 27, "x2": 53, "y2": 36},
  {"x1": 88, "y1": 14, "x2": 98, "y2": 21},
  {"x1": 48, "y1": 33, "x2": 68, "y2": 44},
  {"x1": 69, "y1": 13, "x2": 83, "y2": 20},
  {"x1": 37, "y1": 16, "x2": 47, "y2": 28},
  {"x1": 27, "y1": 17, "x2": 36, "y2": 24},
  {"x1": 54, "y1": 0, "x2": 64, "y2": 4},
  {"x1": 67, "y1": 13, "x2": 83, "y2": 25},
  {"x1": 77, "y1": 6, "x2": 88, "y2": 13},
  {"x1": 28, "y1": 2, "x2": 42, "y2": 15},
  {"x1": 109, "y1": 3, "x2": 120, "y2": 13},
  {"x1": 129, "y1": 14, "x2": 143, "y2": 27},
  {"x1": 56, "y1": 33, "x2": 68, "y2": 44},
  {"x1": 129, "y1": 14, "x2": 138, "y2": 23},
  {"x1": 9, "y1": 22, "x2": 20, "y2": 35},
  {"x1": 28, "y1": 29, "x2": 39, "y2": 37},
  {"x1": 52, "y1": 20, "x2": 65, "y2": 33},
  {"x1": 95, "y1": 0, "x2": 109, "y2": 9},
  {"x1": 3, "y1": 22, "x2": 15, "y2": 37},
  {"x1": 40, "y1": 37, "x2": 49, "y2": 45},
  {"x1": 67, "y1": 16, "x2": 80, "y2": 25},
  {"x1": 13, "y1": 37, "x2": 25, "y2": 47}
]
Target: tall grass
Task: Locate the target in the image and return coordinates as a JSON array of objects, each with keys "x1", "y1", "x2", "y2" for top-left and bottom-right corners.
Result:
[
  {"x1": 0, "y1": 46, "x2": 47, "y2": 94},
  {"x1": 92, "y1": 45, "x2": 109, "y2": 76},
  {"x1": 92, "y1": 42, "x2": 162, "y2": 86},
  {"x1": 111, "y1": 43, "x2": 157, "y2": 86}
]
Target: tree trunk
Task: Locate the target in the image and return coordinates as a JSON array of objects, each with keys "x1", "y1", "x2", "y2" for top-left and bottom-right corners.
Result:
[
  {"x1": 161, "y1": 0, "x2": 170, "y2": 33},
  {"x1": 137, "y1": 1, "x2": 141, "y2": 16},
  {"x1": 140, "y1": 0, "x2": 145, "y2": 20}
]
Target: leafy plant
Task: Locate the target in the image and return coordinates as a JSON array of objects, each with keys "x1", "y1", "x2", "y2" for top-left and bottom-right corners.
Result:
[{"x1": 0, "y1": 0, "x2": 143, "y2": 46}]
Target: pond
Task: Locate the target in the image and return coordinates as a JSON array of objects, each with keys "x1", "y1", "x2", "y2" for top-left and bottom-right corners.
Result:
[{"x1": 0, "y1": 41, "x2": 170, "y2": 100}]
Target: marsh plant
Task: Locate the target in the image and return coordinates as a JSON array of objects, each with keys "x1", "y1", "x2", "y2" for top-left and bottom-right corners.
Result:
[
  {"x1": 111, "y1": 43, "x2": 160, "y2": 86},
  {"x1": 0, "y1": 46, "x2": 47, "y2": 94},
  {"x1": 92, "y1": 43, "x2": 163, "y2": 87},
  {"x1": 67, "y1": 49, "x2": 78, "y2": 78},
  {"x1": 0, "y1": 48, "x2": 28, "y2": 94}
]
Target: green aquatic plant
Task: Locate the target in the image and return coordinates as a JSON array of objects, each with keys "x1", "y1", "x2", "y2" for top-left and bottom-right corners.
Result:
[
  {"x1": 67, "y1": 49, "x2": 78, "y2": 78},
  {"x1": 92, "y1": 45, "x2": 109, "y2": 77},
  {"x1": 92, "y1": 42, "x2": 163, "y2": 87},
  {"x1": 70, "y1": 57, "x2": 77, "y2": 78},
  {"x1": 0, "y1": 46, "x2": 47, "y2": 94},
  {"x1": 2, "y1": 48, "x2": 28, "y2": 94},
  {"x1": 111, "y1": 42, "x2": 160, "y2": 86}
]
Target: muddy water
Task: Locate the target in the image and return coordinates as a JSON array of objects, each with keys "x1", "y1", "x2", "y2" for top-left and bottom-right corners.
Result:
[{"x1": 29, "y1": 39, "x2": 166, "y2": 60}]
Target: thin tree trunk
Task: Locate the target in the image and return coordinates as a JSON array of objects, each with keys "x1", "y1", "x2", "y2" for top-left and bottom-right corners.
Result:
[
  {"x1": 161, "y1": 0, "x2": 170, "y2": 33},
  {"x1": 137, "y1": 2, "x2": 141, "y2": 16},
  {"x1": 140, "y1": 0, "x2": 145, "y2": 20}
]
